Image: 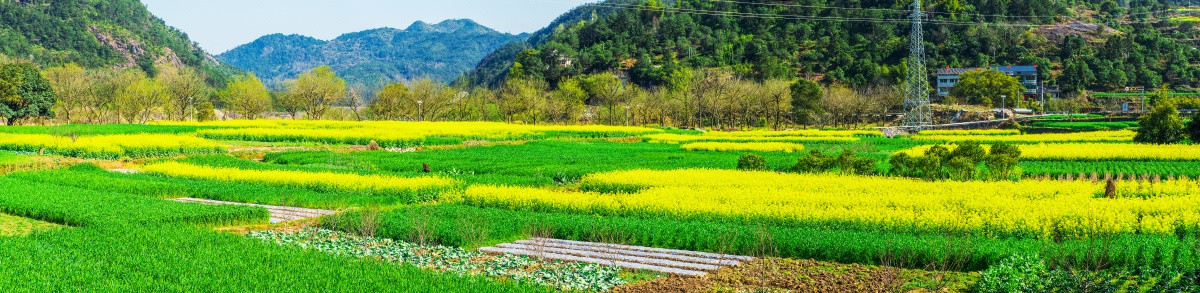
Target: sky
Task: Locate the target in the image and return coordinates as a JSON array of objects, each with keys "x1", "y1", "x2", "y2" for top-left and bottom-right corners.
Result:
[{"x1": 142, "y1": 0, "x2": 595, "y2": 54}]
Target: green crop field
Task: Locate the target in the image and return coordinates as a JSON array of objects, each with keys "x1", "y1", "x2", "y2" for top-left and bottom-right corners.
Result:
[{"x1": 3, "y1": 121, "x2": 1200, "y2": 292}]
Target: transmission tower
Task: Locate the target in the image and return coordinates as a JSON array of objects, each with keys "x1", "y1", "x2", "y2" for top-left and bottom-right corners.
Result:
[{"x1": 902, "y1": 0, "x2": 931, "y2": 130}]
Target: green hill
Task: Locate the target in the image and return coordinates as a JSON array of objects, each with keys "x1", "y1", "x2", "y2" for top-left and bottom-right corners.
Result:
[
  {"x1": 0, "y1": 0, "x2": 236, "y2": 83},
  {"x1": 468, "y1": 0, "x2": 1200, "y2": 94}
]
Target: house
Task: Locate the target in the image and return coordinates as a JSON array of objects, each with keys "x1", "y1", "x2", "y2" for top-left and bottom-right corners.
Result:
[{"x1": 936, "y1": 65, "x2": 1041, "y2": 98}]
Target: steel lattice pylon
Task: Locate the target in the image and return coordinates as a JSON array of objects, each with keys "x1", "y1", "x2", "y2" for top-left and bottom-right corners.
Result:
[{"x1": 902, "y1": 0, "x2": 932, "y2": 130}]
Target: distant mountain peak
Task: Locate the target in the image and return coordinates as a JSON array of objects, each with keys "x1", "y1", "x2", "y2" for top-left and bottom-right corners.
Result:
[
  {"x1": 406, "y1": 19, "x2": 492, "y2": 34},
  {"x1": 219, "y1": 19, "x2": 526, "y2": 93}
]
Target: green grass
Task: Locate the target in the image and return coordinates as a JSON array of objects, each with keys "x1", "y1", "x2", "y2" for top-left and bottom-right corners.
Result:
[
  {"x1": 0, "y1": 213, "x2": 59, "y2": 236},
  {"x1": 321, "y1": 204, "x2": 1200, "y2": 272},
  {"x1": 262, "y1": 139, "x2": 919, "y2": 186},
  {"x1": 7, "y1": 164, "x2": 412, "y2": 209},
  {"x1": 0, "y1": 152, "x2": 30, "y2": 165},
  {"x1": 1020, "y1": 160, "x2": 1200, "y2": 178},
  {"x1": 0, "y1": 178, "x2": 268, "y2": 227},
  {"x1": 0, "y1": 225, "x2": 550, "y2": 292},
  {"x1": 1029, "y1": 121, "x2": 1139, "y2": 131},
  {"x1": 1036, "y1": 114, "x2": 1106, "y2": 120}
]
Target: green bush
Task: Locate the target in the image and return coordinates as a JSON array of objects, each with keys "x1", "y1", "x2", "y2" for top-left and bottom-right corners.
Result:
[
  {"x1": 736, "y1": 153, "x2": 767, "y2": 171},
  {"x1": 1135, "y1": 103, "x2": 1186, "y2": 144},
  {"x1": 792, "y1": 150, "x2": 875, "y2": 175},
  {"x1": 1187, "y1": 112, "x2": 1200, "y2": 142},
  {"x1": 974, "y1": 254, "x2": 1050, "y2": 293},
  {"x1": 890, "y1": 142, "x2": 1020, "y2": 181}
]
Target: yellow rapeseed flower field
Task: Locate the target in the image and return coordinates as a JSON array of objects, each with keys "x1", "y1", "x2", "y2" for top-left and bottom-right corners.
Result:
[
  {"x1": 644, "y1": 133, "x2": 859, "y2": 143},
  {"x1": 900, "y1": 143, "x2": 1200, "y2": 160},
  {"x1": 142, "y1": 162, "x2": 459, "y2": 199},
  {"x1": 911, "y1": 130, "x2": 1135, "y2": 143},
  {"x1": 917, "y1": 129, "x2": 1021, "y2": 136},
  {"x1": 680, "y1": 142, "x2": 806, "y2": 152},
  {"x1": 461, "y1": 169, "x2": 1200, "y2": 239},
  {"x1": 174, "y1": 120, "x2": 661, "y2": 146},
  {"x1": 0, "y1": 133, "x2": 225, "y2": 159}
]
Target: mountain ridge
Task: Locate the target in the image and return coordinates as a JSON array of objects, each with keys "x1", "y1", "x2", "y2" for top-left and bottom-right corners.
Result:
[{"x1": 219, "y1": 19, "x2": 527, "y2": 91}]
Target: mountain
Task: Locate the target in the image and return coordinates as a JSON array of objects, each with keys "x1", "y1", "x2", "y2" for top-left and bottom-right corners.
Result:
[
  {"x1": 218, "y1": 19, "x2": 527, "y2": 92},
  {"x1": 0, "y1": 0, "x2": 237, "y2": 83},
  {"x1": 468, "y1": 0, "x2": 1200, "y2": 93}
]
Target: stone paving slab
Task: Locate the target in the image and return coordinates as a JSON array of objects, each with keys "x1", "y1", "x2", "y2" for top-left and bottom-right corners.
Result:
[{"x1": 480, "y1": 238, "x2": 754, "y2": 276}]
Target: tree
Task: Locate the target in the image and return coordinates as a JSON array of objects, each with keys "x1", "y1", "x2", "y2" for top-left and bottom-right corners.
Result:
[
  {"x1": 369, "y1": 83, "x2": 409, "y2": 120},
  {"x1": 158, "y1": 65, "x2": 210, "y2": 121},
  {"x1": 289, "y1": 66, "x2": 346, "y2": 119},
  {"x1": 496, "y1": 77, "x2": 547, "y2": 123},
  {"x1": 83, "y1": 69, "x2": 140, "y2": 124},
  {"x1": 581, "y1": 73, "x2": 628, "y2": 125},
  {"x1": 43, "y1": 64, "x2": 88, "y2": 123},
  {"x1": 0, "y1": 62, "x2": 56, "y2": 125},
  {"x1": 790, "y1": 79, "x2": 823, "y2": 128},
  {"x1": 1059, "y1": 59, "x2": 1096, "y2": 94},
  {"x1": 1134, "y1": 103, "x2": 1185, "y2": 144},
  {"x1": 548, "y1": 78, "x2": 586, "y2": 124},
  {"x1": 407, "y1": 78, "x2": 456, "y2": 122},
  {"x1": 116, "y1": 75, "x2": 169, "y2": 124},
  {"x1": 195, "y1": 101, "x2": 215, "y2": 122},
  {"x1": 1187, "y1": 111, "x2": 1200, "y2": 143},
  {"x1": 222, "y1": 73, "x2": 271, "y2": 119},
  {"x1": 949, "y1": 69, "x2": 1025, "y2": 107}
]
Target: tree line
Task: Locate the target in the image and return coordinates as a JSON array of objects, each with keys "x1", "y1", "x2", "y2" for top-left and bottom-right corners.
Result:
[{"x1": 2, "y1": 50, "x2": 908, "y2": 129}]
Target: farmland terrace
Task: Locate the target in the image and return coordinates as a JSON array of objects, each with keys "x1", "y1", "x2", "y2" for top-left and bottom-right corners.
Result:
[{"x1": 1, "y1": 121, "x2": 1199, "y2": 291}]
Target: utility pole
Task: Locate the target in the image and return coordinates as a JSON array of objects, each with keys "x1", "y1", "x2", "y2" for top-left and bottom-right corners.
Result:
[
  {"x1": 418, "y1": 100, "x2": 424, "y2": 121},
  {"x1": 902, "y1": 0, "x2": 932, "y2": 130}
]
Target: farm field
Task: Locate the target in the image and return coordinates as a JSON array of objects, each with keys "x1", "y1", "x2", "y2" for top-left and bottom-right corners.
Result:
[{"x1": 3, "y1": 121, "x2": 1200, "y2": 291}]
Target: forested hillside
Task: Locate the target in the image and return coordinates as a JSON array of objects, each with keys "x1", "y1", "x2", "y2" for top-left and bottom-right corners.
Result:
[
  {"x1": 470, "y1": 0, "x2": 1200, "y2": 94},
  {"x1": 0, "y1": 0, "x2": 236, "y2": 84},
  {"x1": 218, "y1": 19, "x2": 526, "y2": 93}
]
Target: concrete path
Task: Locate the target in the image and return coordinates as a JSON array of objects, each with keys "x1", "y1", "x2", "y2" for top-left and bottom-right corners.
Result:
[
  {"x1": 479, "y1": 238, "x2": 753, "y2": 276},
  {"x1": 173, "y1": 198, "x2": 336, "y2": 224}
]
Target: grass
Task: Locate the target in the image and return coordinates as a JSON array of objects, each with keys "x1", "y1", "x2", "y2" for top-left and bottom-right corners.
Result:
[
  {"x1": 0, "y1": 178, "x2": 268, "y2": 227},
  {"x1": 0, "y1": 152, "x2": 30, "y2": 165},
  {"x1": 0, "y1": 213, "x2": 59, "y2": 236},
  {"x1": 1020, "y1": 160, "x2": 1200, "y2": 178},
  {"x1": 0, "y1": 225, "x2": 550, "y2": 292},
  {"x1": 1029, "y1": 121, "x2": 1139, "y2": 131}
]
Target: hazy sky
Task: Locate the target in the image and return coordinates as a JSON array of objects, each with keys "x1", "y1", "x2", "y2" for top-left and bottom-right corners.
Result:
[{"x1": 142, "y1": 0, "x2": 595, "y2": 54}]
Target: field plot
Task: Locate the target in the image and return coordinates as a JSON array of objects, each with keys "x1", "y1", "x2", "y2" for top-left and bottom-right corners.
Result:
[
  {"x1": 0, "y1": 213, "x2": 59, "y2": 236},
  {"x1": 0, "y1": 133, "x2": 225, "y2": 159},
  {"x1": 911, "y1": 130, "x2": 1136, "y2": 143},
  {"x1": 3, "y1": 120, "x2": 1200, "y2": 291},
  {"x1": 903, "y1": 143, "x2": 1200, "y2": 160},
  {"x1": 141, "y1": 161, "x2": 458, "y2": 203},
  {"x1": 462, "y1": 169, "x2": 1200, "y2": 239},
  {"x1": 171, "y1": 120, "x2": 662, "y2": 147},
  {"x1": 679, "y1": 142, "x2": 805, "y2": 152}
]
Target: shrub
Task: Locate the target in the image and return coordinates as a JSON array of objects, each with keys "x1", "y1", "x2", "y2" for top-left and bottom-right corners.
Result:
[
  {"x1": 1135, "y1": 103, "x2": 1185, "y2": 144},
  {"x1": 986, "y1": 143, "x2": 1021, "y2": 180},
  {"x1": 793, "y1": 150, "x2": 832, "y2": 173},
  {"x1": 974, "y1": 254, "x2": 1050, "y2": 293},
  {"x1": 736, "y1": 153, "x2": 766, "y2": 171},
  {"x1": 1187, "y1": 111, "x2": 1200, "y2": 142},
  {"x1": 793, "y1": 150, "x2": 874, "y2": 175}
]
